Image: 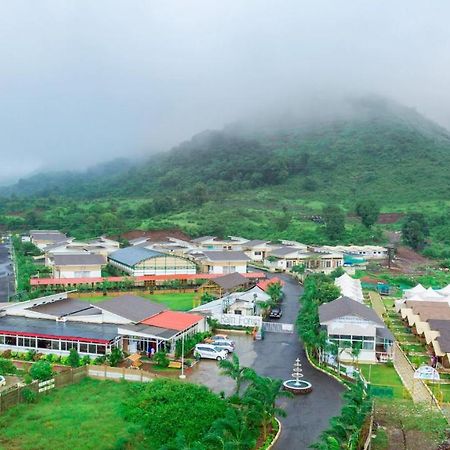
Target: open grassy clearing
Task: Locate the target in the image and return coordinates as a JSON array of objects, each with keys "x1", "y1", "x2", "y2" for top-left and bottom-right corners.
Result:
[
  {"x1": 359, "y1": 364, "x2": 407, "y2": 399},
  {"x1": 79, "y1": 292, "x2": 196, "y2": 311},
  {"x1": 0, "y1": 378, "x2": 133, "y2": 450}
]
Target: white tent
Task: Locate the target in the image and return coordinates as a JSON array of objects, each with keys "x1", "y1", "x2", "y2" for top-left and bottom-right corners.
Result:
[
  {"x1": 403, "y1": 284, "x2": 427, "y2": 299},
  {"x1": 335, "y1": 273, "x2": 364, "y2": 303},
  {"x1": 437, "y1": 285, "x2": 450, "y2": 296}
]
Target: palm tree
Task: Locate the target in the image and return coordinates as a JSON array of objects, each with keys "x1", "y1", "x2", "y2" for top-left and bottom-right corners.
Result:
[
  {"x1": 243, "y1": 375, "x2": 292, "y2": 440},
  {"x1": 204, "y1": 407, "x2": 257, "y2": 450},
  {"x1": 160, "y1": 432, "x2": 206, "y2": 450},
  {"x1": 218, "y1": 354, "x2": 255, "y2": 396},
  {"x1": 350, "y1": 342, "x2": 362, "y2": 373}
]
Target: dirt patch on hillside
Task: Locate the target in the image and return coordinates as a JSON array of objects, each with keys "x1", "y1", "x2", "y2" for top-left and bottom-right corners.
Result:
[
  {"x1": 377, "y1": 213, "x2": 404, "y2": 224},
  {"x1": 390, "y1": 246, "x2": 434, "y2": 273}
]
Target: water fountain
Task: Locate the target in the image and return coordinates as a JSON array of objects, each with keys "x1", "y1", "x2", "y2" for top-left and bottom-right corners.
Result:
[{"x1": 283, "y1": 358, "x2": 312, "y2": 394}]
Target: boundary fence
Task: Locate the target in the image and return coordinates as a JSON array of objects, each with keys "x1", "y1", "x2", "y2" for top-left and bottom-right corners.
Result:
[{"x1": 0, "y1": 365, "x2": 156, "y2": 414}]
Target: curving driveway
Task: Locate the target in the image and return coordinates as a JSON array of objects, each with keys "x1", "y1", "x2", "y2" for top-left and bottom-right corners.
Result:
[{"x1": 189, "y1": 272, "x2": 344, "y2": 449}]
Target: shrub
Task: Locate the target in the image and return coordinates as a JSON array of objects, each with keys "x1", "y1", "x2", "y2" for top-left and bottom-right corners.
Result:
[
  {"x1": 0, "y1": 358, "x2": 17, "y2": 375},
  {"x1": 23, "y1": 374, "x2": 33, "y2": 384},
  {"x1": 122, "y1": 379, "x2": 226, "y2": 448},
  {"x1": 153, "y1": 351, "x2": 169, "y2": 368},
  {"x1": 25, "y1": 350, "x2": 37, "y2": 361},
  {"x1": 108, "y1": 347, "x2": 123, "y2": 367},
  {"x1": 81, "y1": 355, "x2": 91, "y2": 366},
  {"x1": 29, "y1": 360, "x2": 53, "y2": 381},
  {"x1": 21, "y1": 387, "x2": 37, "y2": 403},
  {"x1": 93, "y1": 356, "x2": 106, "y2": 365},
  {"x1": 67, "y1": 348, "x2": 81, "y2": 368}
]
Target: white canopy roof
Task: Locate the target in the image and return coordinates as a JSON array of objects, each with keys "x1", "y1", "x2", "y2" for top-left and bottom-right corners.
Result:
[{"x1": 334, "y1": 273, "x2": 364, "y2": 303}]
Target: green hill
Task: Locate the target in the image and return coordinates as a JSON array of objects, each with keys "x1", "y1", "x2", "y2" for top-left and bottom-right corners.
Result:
[{"x1": 1, "y1": 97, "x2": 450, "y2": 252}]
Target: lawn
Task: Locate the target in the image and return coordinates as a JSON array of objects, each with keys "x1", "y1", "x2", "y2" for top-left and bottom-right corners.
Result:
[
  {"x1": 359, "y1": 364, "x2": 407, "y2": 399},
  {"x1": 78, "y1": 292, "x2": 196, "y2": 311},
  {"x1": 0, "y1": 378, "x2": 134, "y2": 450}
]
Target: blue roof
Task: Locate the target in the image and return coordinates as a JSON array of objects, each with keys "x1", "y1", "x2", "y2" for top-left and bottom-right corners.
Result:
[{"x1": 108, "y1": 247, "x2": 165, "y2": 267}]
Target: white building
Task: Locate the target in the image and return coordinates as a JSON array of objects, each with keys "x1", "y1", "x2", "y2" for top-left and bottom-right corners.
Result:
[
  {"x1": 319, "y1": 296, "x2": 394, "y2": 363},
  {"x1": 49, "y1": 254, "x2": 106, "y2": 278},
  {"x1": 190, "y1": 250, "x2": 250, "y2": 274}
]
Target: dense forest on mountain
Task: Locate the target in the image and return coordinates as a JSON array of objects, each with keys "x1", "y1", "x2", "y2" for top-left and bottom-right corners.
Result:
[{"x1": 1, "y1": 98, "x2": 450, "y2": 257}]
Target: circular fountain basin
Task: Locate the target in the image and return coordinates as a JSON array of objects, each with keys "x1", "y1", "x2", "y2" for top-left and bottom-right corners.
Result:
[{"x1": 283, "y1": 379, "x2": 312, "y2": 395}]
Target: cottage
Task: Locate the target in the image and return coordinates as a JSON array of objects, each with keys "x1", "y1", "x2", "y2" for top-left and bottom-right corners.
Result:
[
  {"x1": 265, "y1": 247, "x2": 343, "y2": 274},
  {"x1": 191, "y1": 236, "x2": 248, "y2": 251},
  {"x1": 242, "y1": 240, "x2": 273, "y2": 262},
  {"x1": 319, "y1": 296, "x2": 394, "y2": 363},
  {"x1": 30, "y1": 230, "x2": 68, "y2": 250},
  {"x1": 200, "y1": 272, "x2": 251, "y2": 296},
  {"x1": 108, "y1": 246, "x2": 197, "y2": 276},
  {"x1": 192, "y1": 250, "x2": 250, "y2": 274},
  {"x1": 49, "y1": 254, "x2": 106, "y2": 279}
]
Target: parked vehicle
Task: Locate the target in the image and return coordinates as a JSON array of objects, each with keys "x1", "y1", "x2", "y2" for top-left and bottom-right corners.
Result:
[
  {"x1": 269, "y1": 306, "x2": 282, "y2": 319},
  {"x1": 209, "y1": 339, "x2": 234, "y2": 353},
  {"x1": 194, "y1": 344, "x2": 228, "y2": 361},
  {"x1": 0, "y1": 375, "x2": 6, "y2": 387},
  {"x1": 206, "y1": 334, "x2": 235, "y2": 346}
]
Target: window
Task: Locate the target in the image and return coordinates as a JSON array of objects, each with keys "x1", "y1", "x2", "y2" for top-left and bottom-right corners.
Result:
[
  {"x1": 0, "y1": 336, "x2": 4, "y2": 345},
  {"x1": 254, "y1": 251, "x2": 262, "y2": 256},
  {"x1": 51, "y1": 340, "x2": 60, "y2": 350},
  {"x1": 88, "y1": 344, "x2": 97, "y2": 354},
  {"x1": 97, "y1": 345, "x2": 106, "y2": 355},
  {"x1": 79, "y1": 343, "x2": 88, "y2": 353}
]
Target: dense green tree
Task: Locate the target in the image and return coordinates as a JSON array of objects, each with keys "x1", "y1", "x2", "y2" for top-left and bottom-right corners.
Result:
[
  {"x1": 322, "y1": 205, "x2": 345, "y2": 240},
  {"x1": 122, "y1": 379, "x2": 226, "y2": 448},
  {"x1": 355, "y1": 200, "x2": 380, "y2": 228},
  {"x1": 402, "y1": 212, "x2": 429, "y2": 249}
]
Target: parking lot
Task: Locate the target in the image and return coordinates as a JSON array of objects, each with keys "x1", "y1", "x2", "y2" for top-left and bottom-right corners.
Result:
[
  {"x1": 0, "y1": 239, "x2": 15, "y2": 302},
  {"x1": 189, "y1": 273, "x2": 344, "y2": 449}
]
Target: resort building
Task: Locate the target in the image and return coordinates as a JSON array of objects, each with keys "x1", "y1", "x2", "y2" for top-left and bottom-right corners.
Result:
[
  {"x1": 0, "y1": 293, "x2": 206, "y2": 358},
  {"x1": 49, "y1": 254, "x2": 106, "y2": 278},
  {"x1": 319, "y1": 296, "x2": 394, "y2": 363},
  {"x1": 191, "y1": 250, "x2": 250, "y2": 274},
  {"x1": 191, "y1": 236, "x2": 249, "y2": 251},
  {"x1": 29, "y1": 230, "x2": 68, "y2": 250},
  {"x1": 108, "y1": 246, "x2": 197, "y2": 276}
]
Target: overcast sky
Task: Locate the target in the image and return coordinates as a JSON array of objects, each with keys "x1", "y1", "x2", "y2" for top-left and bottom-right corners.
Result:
[{"x1": 1, "y1": 1, "x2": 449, "y2": 183}]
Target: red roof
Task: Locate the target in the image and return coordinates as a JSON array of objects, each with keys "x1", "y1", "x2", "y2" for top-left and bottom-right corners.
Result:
[
  {"x1": 257, "y1": 277, "x2": 283, "y2": 291},
  {"x1": 30, "y1": 272, "x2": 266, "y2": 286},
  {"x1": 141, "y1": 311, "x2": 204, "y2": 331}
]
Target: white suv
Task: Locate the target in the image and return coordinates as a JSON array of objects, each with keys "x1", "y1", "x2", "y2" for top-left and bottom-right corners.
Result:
[{"x1": 194, "y1": 344, "x2": 228, "y2": 361}]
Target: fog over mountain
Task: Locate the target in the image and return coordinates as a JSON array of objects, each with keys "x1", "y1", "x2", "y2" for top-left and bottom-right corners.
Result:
[{"x1": 1, "y1": 1, "x2": 450, "y2": 182}]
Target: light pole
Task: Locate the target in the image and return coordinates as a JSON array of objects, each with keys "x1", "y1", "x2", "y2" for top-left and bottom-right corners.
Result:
[{"x1": 179, "y1": 333, "x2": 186, "y2": 379}]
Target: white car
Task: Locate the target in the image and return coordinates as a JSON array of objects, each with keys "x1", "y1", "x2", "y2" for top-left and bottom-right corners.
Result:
[
  {"x1": 209, "y1": 339, "x2": 234, "y2": 353},
  {"x1": 0, "y1": 375, "x2": 6, "y2": 387},
  {"x1": 194, "y1": 344, "x2": 228, "y2": 361}
]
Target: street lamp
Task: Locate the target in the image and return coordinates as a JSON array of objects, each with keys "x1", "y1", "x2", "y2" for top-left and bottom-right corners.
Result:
[{"x1": 179, "y1": 333, "x2": 186, "y2": 379}]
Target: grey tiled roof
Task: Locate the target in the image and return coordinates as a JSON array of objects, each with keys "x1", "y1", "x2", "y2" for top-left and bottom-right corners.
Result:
[
  {"x1": 319, "y1": 296, "x2": 385, "y2": 326},
  {"x1": 94, "y1": 295, "x2": 167, "y2": 323},
  {"x1": 52, "y1": 254, "x2": 106, "y2": 266},
  {"x1": 212, "y1": 272, "x2": 248, "y2": 290},
  {"x1": 29, "y1": 298, "x2": 95, "y2": 317},
  {"x1": 202, "y1": 251, "x2": 250, "y2": 262}
]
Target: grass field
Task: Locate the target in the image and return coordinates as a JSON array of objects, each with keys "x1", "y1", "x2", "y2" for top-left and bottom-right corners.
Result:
[
  {"x1": 79, "y1": 292, "x2": 196, "y2": 311},
  {"x1": 359, "y1": 364, "x2": 407, "y2": 399},
  {"x1": 0, "y1": 378, "x2": 133, "y2": 450}
]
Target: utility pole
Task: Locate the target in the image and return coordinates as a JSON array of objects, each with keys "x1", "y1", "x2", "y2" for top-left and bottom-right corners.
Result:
[{"x1": 179, "y1": 333, "x2": 186, "y2": 379}]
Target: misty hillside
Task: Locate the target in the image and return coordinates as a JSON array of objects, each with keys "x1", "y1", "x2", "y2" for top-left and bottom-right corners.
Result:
[{"x1": 4, "y1": 97, "x2": 450, "y2": 208}]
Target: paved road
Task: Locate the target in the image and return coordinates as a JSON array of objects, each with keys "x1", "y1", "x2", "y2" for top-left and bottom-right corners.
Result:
[
  {"x1": 190, "y1": 273, "x2": 344, "y2": 449},
  {"x1": 0, "y1": 240, "x2": 15, "y2": 302}
]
